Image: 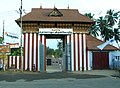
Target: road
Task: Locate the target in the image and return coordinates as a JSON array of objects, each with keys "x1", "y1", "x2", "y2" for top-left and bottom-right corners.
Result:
[
  {"x1": 0, "y1": 77, "x2": 120, "y2": 88},
  {"x1": 0, "y1": 71, "x2": 120, "y2": 88}
]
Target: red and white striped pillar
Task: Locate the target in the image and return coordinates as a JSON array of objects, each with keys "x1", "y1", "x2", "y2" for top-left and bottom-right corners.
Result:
[
  {"x1": 23, "y1": 33, "x2": 46, "y2": 71},
  {"x1": 71, "y1": 33, "x2": 88, "y2": 71}
]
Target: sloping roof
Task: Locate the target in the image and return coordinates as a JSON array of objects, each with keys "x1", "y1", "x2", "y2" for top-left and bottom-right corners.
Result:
[
  {"x1": 16, "y1": 8, "x2": 94, "y2": 23},
  {"x1": 88, "y1": 35, "x2": 119, "y2": 51}
]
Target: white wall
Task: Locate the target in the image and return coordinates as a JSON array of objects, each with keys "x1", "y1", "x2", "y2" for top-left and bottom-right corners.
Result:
[
  {"x1": 88, "y1": 51, "x2": 92, "y2": 70},
  {"x1": 109, "y1": 51, "x2": 120, "y2": 69}
]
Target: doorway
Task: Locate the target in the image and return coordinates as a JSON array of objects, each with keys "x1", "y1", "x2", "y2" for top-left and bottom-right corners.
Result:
[
  {"x1": 46, "y1": 35, "x2": 65, "y2": 72},
  {"x1": 92, "y1": 52, "x2": 109, "y2": 69}
]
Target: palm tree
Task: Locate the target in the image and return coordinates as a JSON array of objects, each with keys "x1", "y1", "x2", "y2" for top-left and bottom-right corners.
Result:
[
  {"x1": 85, "y1": 10, "x2": 120, "y2": 43},
  {"x1": 84, "y1": 13, "x2": 95, "y2": 20},
  {"x1": 84, "y1": 13, "x2": 99, "y2": 37},
  {"x1": 113, "y1": 19, "x2": 120, "y2": 48},
  {"x1": 97, "y1": 9, "x2": 120, "y2": 42},
  {"x1": 88, "y1": 23, "x2": 100, "y2": 37},
  {"x1": 97, "y1": 16, "x2": 113, "y2": 41},
  {"x1": 105, "y1": 9, "x2": 119, "y2": 26}
]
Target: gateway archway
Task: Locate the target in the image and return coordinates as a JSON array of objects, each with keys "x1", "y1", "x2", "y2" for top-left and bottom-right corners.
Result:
[
  {"x1": 46, "y1": 37, "x2": 68, "y2": 72},
  {"x1": 16, "y1": 7, "x2": 93, "y2": 72},
  {"x1": 39, "y1": 28, "x2": 72, "y2": 72}
]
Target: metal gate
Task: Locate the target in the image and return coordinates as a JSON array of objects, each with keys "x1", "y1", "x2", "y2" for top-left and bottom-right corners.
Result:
[
  {"x1": 64, "y1": 35, "x2": 71, "y2": 71},
  {"x1": 39, "y1": 42, "x2": 44, "y2": 72}
]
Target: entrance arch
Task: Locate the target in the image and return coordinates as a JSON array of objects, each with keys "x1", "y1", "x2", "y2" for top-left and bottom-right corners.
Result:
[
  {"x1": 39, "y1": 28, "x2": 72, "y2": 72},
  {"x1": 16, "y1": 7, "x2": 93, "y2": 72}
]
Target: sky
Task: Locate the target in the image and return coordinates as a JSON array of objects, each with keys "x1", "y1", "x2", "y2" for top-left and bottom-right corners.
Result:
[{"x1": 0, "y1": 0, "x2": 120, "y2": 49}]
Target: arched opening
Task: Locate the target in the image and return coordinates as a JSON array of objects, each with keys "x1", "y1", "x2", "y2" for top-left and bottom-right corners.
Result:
[{"x1": 46, "y1": 35, "x2": 65, "y2": 72}]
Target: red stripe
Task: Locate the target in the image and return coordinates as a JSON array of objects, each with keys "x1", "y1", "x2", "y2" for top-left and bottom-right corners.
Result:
[
  {"x1": 23, "y1": 33, "x2": 26, "y2": 70},
  {"x1": 73, "y1": 34, "x2": 76, "y2": 71},
  {"x1": 69, "y1": 35, "x2": 71, "y2": 71},
  {"x1": 19, "y1": 56, "x2": 21, "y2": 69},
  {"x1": 27, "y1": 33, "x2": 30, "y2": 70},
  {"x1": 86, "y1": 34, "x2": 88, "y2": 70},
  {"x1": 32, "y1": 33, "x2": 34, "y2": 70},
  {"x1": 11, "y1": 56, "x2": 13, "y2": 66},
  {"x1": 44, "y1": 36, "x2": 46, "y2": 71},
  {"x1": 78, "y1": 34, "x2": 80, "y2": 71},
  {"x1": 82, "y1": 34, "x2": 84, "y2": 71},
  {"x1": 36, "y1": 34, "x2": 38, "y2": 71},
  {"x1": 15, "y1": 56, "x2": 17, "y2": 69},
  {"x1": 8, "y1": 56, "x2": 10, "y2": 68}
]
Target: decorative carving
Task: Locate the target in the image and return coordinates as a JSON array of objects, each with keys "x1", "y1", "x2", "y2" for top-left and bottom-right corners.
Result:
[{"x1": 22, "y1": 22, "x2": 91, "y2": 33}]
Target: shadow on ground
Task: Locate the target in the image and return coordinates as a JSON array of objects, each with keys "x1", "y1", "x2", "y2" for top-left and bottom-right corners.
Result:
[{"x1": 0, "y1": 71, "x2": 106, "y2": 82}]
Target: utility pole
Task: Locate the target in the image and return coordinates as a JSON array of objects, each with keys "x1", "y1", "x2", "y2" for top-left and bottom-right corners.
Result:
[
  {"x1": 3, "y1": 20, "x2": 4, "y2": 44},
  {"x1": 2, "y1": 20, "x2": 5, "y2": 71},
  {"x1": 20, "y1": 0, "x2": 23, "y2": 72}
]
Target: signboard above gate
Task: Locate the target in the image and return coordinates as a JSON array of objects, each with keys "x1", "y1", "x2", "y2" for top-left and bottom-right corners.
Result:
[{"x1": 39, "y1": 28, "x2": 73, "y2": 35}]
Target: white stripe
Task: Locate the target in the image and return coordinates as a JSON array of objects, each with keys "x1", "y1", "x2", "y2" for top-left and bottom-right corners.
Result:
[
  {"x1": 83, "y1": 34, "x2": 86, "y2": 70},
  {"x1": 29, "y1": 33, "x2": 32, "y2": 71},
  {"x1": 75, "y1": 34, "x2": 78, "y2": 71},
  {"x1": 34, "y1": 33, "x2": 36, "y2": 65},
  {"x1": 42, "y1": 35, "x2": 44, "y2": 45},
  {"x1": 87, "y1": 51, "x2": 91, "y2": 70},
  {"x1": 13, "y1": 56, "x2": 15, "y2": 65},
  {"x1": 17, "y1": 56, "x2": 19, "y2": 69},
  {"x1": 71, "y1": 34, "x2": 74, "y2": 71},
  {"x1": 79, "y1": 34, "x2": 82, "y2": 71},
  {"x1": 25, "y1": 33, "x2": 28, "y2": 70},
  {"x1": 67, "y1": 35, "x2": 70, "y2": 71},
  {"x1": 9, "y1": 56, "x2": 12, "y2": 67},
  {"x1": 42, "y1": 35, "x2": 45, "y2": 70}
]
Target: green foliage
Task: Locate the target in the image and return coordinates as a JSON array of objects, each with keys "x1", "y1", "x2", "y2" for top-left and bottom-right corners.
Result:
[
  {"x1": 84, "y1": 13, "x2": 95, "y2": 20},
  {"x1": 10, "y1": 47, "x2": 22, "y2": 56},
  {"x1": 46, "y1": 41, "x2": 63, "y2": 58},
  {"x1": 46, "y1": 47, "x2": 55, "y2": 56},
  {"x1": 84, "y1": 13, "x2": 99, "y2": 37},
  {"x1": 85, "y1": 9, "x2": 120, "y2": 43},
  {"x1": 0, "y1": 37, "x2": 3, "y2": 44}
]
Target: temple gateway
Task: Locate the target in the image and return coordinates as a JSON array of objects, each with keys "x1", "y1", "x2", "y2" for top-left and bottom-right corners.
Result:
[{"x1": 15, "y1": 7, "x2": 118, "y2": 72}]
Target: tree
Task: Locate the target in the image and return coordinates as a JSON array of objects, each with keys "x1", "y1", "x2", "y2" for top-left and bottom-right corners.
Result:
[
  {"x1": 10, "y1": 47, "x2": 22, "y2": 56},
  {"x1": 84, "y1": 13, "x2": 99, "y2": 37},
  {"x1": 86, "y1": 9, "x2": 120, "y2": 43},
  {"x1": 97, "y1": 16, "x2": 114, "y2": 41},
  {"x1": 84, "y1": 13, "x2": 95, "y2": 20},
  {"x1": 105, "y1": 9, "x2": 119, "y2": 26},
  {"x1": 0, "y1": 37, "x2": 3, "y2": 44},
  {"x1": 46, "y1": 47, "x2": 55, "y2": 56},
  {"x1": 57, "y1": 41, "x2": 63, "y2": 57},
  {"x1": 99, "y1": 9, "x2": 120, "y2": 42},
  {"x1": 88, "y1": 23, "x2": 100, "y2": 37}
]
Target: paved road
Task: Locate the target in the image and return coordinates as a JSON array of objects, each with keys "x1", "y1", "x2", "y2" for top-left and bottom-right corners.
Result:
[
  {"x1": 0, "y1": 71, "x2": 120, "y2": 88},
  {"x1": 0, "y1": 77, "x2": 120, "y2": 88}
]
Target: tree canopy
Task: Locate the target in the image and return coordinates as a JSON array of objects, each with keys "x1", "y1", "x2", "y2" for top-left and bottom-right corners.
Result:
[
  {"x1": 46, "y1": 40, "x2": 63, "y2": 58},
  {"x1": 85, "y1": 9, "x2": 120, "y2": 47},
  {"x1": 0, "y1": 37, "x2": 3, "y2": 44}
]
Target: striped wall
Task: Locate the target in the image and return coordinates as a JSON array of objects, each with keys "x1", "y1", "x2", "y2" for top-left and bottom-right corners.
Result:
[
  {"x1": 23, "y1": 33, "x2": 46, "y2": 71},
  {"x1": 70, "y1": 33, "x2": 88, "y2": 71},
  {"x1": 8, "y1": 56, "x2": 22, "y2": 70},
  {"x1": 8, "y1": 33, "x2": 90, "y2": 72}
]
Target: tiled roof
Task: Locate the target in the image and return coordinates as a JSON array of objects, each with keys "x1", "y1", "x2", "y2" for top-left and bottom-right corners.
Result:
[
  {"x1": 88, "y1": 35, "x2": 119, "y2": 51},
  {"x1": 16, "y1": 8, "x2": 94, "y2": 23}
]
